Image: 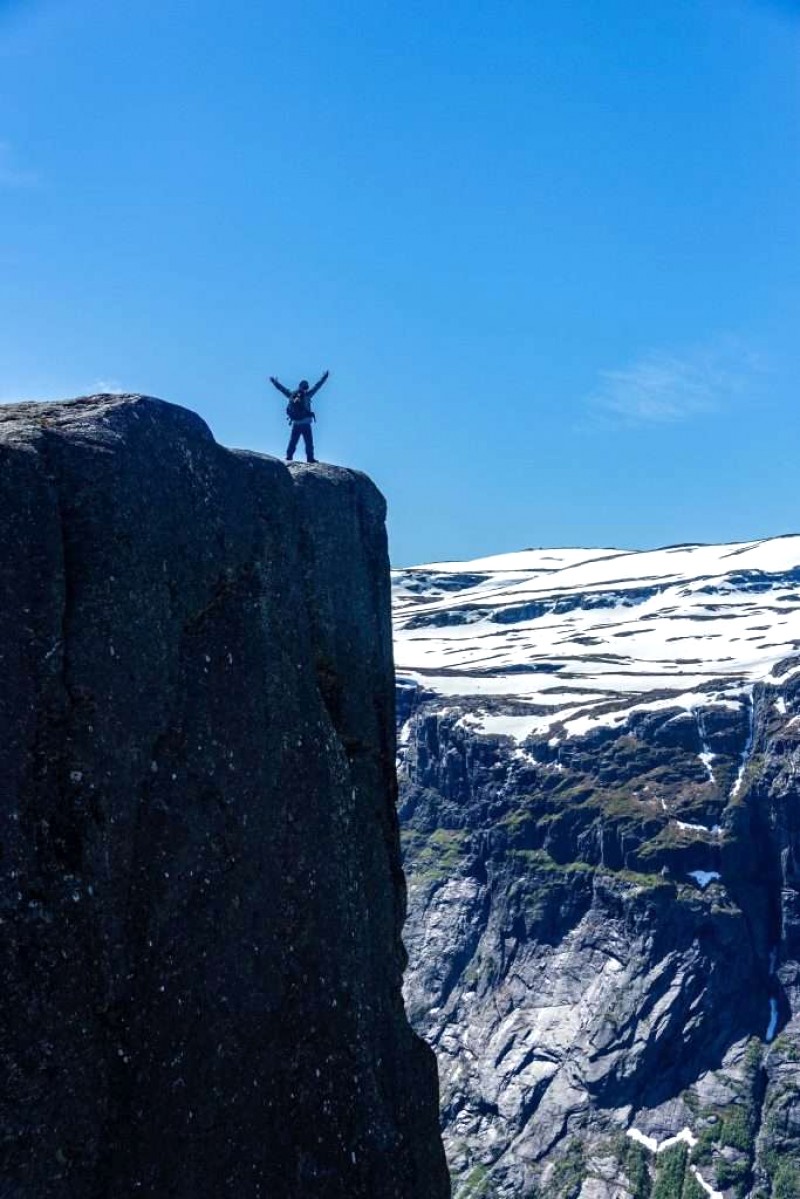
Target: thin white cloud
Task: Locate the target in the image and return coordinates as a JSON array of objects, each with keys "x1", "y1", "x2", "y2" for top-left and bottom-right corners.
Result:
[
  {"x1": 90, "y1": 379, "x2": 126, "y2": 395},
  {"x1": 0, "y1": 140, "x2": 38, "y2": 188},
  {"x1": 587, "y1": 340, "x2": 764, "y2": 426}
]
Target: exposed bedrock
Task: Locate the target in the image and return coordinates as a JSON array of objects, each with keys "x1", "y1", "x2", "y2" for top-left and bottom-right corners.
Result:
[
  {"x1": 398, "y1": 678, "x2": 800, "y2": 1198},
  {"x1": 0, "y1": 395, "x2": 449, "y2": 1199}
]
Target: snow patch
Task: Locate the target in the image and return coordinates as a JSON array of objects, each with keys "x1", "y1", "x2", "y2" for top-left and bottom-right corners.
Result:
[
  {"x1": 674, "y1": 820, "x2": 721, "y2": 839},
  {"x1": 627, "y1": 1128, "x2": 722, "y2": 1199},
  {"x1": 626, "y1": 1128, "x2": 658, "y2": 1153},
  {"x1": 698, "y1": 751, "x2": 716, "y2": 783},
  {"x1": 676, "y1": 821, "x2": 713, "y2": 834},
  {"x1": 394, "y1": 537, "x2": 800, "y2": 727},
  {"x1": 730, "y1": 695, "x2": 755, "y2": 799},
  {"x1": 689, "y1": 1166, "x2": 724, "y2": 1199},
  {"x1": 766, "y1": 997, "x2": 779, "y2": 1043},
  {"x1": 772, "y1": 661, "x2": 800, "y2": 684},
  {"x1": 696, "y1": 710, "x2": 718, "y2": 782},
  {"x1": 510, "y1": 746, "x2": 540, "y2": 766},
  {"x1": 658, "y1": 1128, "x2": 698, "y2": 1152},
  {"x1": 626, "y1": 1126, "x2": 698, "y2": 1153},
  {"x1": 561, "y1": 709, "x2": 629, "y2": 739},
  {"x1": 473, "y1": 713, "x2": 553, "y2": 742},
  {"x1": 453, "y1": 712, "x2": 483, "y2": 731}
]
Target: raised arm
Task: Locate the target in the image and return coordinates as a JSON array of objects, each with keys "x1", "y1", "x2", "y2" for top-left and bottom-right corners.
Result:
[
  {"x1": 269, "y1": 376, "x2": 293, "y2": 399},
  {"x1": 307, "y1": 370, "x2": 330, "y2": 400}
]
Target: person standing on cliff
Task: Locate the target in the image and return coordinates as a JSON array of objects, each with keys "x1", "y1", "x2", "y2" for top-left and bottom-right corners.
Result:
[{"x1": 268, "y1": 371, "x2": 329, "y2": 463}]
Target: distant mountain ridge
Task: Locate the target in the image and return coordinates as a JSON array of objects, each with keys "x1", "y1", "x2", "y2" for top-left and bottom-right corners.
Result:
[{"x1": 393, "y1": 535, "x2": 800, "y2": 1199}]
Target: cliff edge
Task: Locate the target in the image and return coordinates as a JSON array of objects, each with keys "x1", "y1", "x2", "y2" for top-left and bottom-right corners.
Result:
[{"x1": 0, "y1": 394, "x2": 450, "y2": 1198}]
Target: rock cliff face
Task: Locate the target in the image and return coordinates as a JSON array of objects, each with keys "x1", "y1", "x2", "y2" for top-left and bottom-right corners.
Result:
[
  {"x1": 0, "y1": 394, "x2": 449, "y2": 1199},
  {"x1": 394, "y1": 544, "x2": 800, "y2": 1199}
]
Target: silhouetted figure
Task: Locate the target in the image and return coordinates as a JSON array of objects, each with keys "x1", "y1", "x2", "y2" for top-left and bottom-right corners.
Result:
[{"x1": 269, "y1": 371, "x2": 329, "y2": 463}]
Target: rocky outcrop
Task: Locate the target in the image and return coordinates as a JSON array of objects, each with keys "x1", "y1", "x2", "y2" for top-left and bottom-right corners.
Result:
[
  {"x1": 394, "y1": 548, "x2": 800, "y2": 1199},
  {"x1": 400, "y1": 684, "x2": 800, "y2": 1197},
  {"x1": 0, "y1": 395, "x2": 449, "y2": 1199}
]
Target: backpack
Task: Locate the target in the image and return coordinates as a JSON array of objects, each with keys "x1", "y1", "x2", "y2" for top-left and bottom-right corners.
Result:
[{"x1": 286, "y1": 395, "x2": 314, "y2": 422}]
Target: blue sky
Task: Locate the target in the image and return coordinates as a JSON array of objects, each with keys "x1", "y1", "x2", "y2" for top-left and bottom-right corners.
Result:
[{"x1": 1, "y1": 0, "x2": 798, "y2": 565}]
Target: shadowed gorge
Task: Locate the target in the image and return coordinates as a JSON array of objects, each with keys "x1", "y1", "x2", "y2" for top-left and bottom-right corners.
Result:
[{"x1": 0, "y1": 394, "x2": 449, "y2": 1199}]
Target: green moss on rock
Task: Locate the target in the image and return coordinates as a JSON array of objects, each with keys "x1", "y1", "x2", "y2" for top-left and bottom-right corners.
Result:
[
  {"x1": 652, "y1": 1144, "x2": 688, "y2": 1199},
  {"x1": 773, "y1": 1162, "x2": 800, "y2": 1199},
  {"x1": 621, "y1": 1137, "x2": 652, "y2": 1198},
  {"x1": 550, "y1": 1138, "x2": 585, "y2": 1198}
]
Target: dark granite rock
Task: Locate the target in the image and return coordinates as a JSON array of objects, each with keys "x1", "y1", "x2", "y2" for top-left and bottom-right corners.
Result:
[{"x1": 0, "y1": 395, "x2": 449, "y2": 1199}]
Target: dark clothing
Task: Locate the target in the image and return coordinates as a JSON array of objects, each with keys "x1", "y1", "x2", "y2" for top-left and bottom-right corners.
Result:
[
  {"x1": 286, "y1": 397, "x2": 315, "y2": 422},
  {"x1": 271, "y1": 372, "x2": 328, "y2": 405},
  {"x1": 269, "y1": 372, "x2": 329, "y2": 464},
  {"x1": 287, "y1": 423, "x2": 315, "y2": 462},
  {"x1": 270, "y1": 378, "x2": 293, "y2": 399}
]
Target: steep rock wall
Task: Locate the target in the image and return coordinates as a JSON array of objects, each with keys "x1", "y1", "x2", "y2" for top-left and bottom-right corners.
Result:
[
  {"x1": 399, "y1": 679, "x2": 800, "y2": 1198},
  {"x1": 0, "y1": 394, "x2": 449, "y2": 1199}
]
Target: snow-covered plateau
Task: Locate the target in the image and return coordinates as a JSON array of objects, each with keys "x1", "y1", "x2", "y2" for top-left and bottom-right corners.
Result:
[
  {"x1": 394, "y1": 536, "x2": 800, "y2": 740},
  {"x1": 393, "y1": 536, "x2": 800, "y2": 1199}
]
